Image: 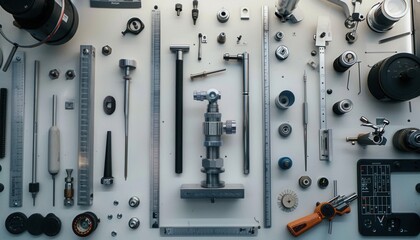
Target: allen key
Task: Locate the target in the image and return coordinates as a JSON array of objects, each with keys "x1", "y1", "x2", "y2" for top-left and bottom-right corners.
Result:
[{"x1": 223, "y1": 52, "x2": 250, "y2": 175}]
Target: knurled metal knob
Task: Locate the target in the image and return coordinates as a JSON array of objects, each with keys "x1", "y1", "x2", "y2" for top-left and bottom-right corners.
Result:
[{"x1": 224, "y1": 120, "x2": 236, "y2": 134}]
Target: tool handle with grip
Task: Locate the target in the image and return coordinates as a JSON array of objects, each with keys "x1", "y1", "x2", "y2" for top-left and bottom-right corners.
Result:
[
  {"x1": 175, "y1": 58, "x2": 183, "y2": 174},
  {"x1": 287, "y1": 212, "x2": 323, "y2": 237},
  {"x1": 48, "y1": 126, "x2": 60, "y2": 175}
]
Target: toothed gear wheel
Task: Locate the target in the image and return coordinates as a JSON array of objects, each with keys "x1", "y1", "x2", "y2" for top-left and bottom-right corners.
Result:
[{"x1": 278, "y1": 190, "x2": 298, "y2": 212}]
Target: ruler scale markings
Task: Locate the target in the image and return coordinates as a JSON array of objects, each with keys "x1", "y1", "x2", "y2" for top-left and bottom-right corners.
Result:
[
  {"x1": 77, "y1": 45, "x2": 95, "y2": 206},
  {"x1": 9, "y1": 51, "x2": 25, "y2": 207},
  {"x1": 262, "y1": 5, "x2": 271, "y2": 228},
  {"x1": 150, "y1": 7, "x2": 161, "y2": 228}
]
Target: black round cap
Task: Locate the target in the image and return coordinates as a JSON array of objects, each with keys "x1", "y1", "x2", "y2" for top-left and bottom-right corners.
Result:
[
  {"x1": 43, "y1": 213, "x2": 61, "y2": 237},
  {"x1": 27, "y1": 213, "x2": 44, "y2": 236},
  {"x1": 5, "y1": 212, "x2": 27, "y2": 234}
]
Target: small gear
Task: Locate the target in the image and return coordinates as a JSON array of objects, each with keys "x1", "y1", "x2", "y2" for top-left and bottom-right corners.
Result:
[{"x1": 277, "y1": 189, "x2": 298, "y2": 212}]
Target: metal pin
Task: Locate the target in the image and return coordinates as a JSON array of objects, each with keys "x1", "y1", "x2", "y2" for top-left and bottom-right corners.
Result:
[
  {"x1": 378, "y1": 32, "x2": 411, "y2": 44},
  {"x1": 190, "y1": 68, "x2": 226, "y2": 80},
  {"x1": 347, "y1": 70, "x2": 351, "y2": 90},
  {"x1": 357, "y1": 61, "x2": 361, "y2": 95}
]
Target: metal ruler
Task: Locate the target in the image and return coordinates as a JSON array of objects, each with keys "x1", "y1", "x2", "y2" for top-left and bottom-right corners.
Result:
[
  {"x1": 150, "y1": 7, "x2": 161, "y2": 229},
  {"x1": 9, "y1": 51, "x2": 25, "y2": 207},
  {"x1": 160, "y1": 226, "x2": 258, "y2": 236},
  {"x1": 90, "y1": 0, "x2": 141, "y2": 8},
  {"x1": 262, "y1": 5, "x2": 271, "y2": 228},
  {"x1": 77, "y1": 45, "x2": 95, "y2": 206},
  {"x1": 315, "y1": 16, "x2": 333, "y2": 161},
  {"x1": 413, "y1": 0, "x2": 420, "y2": 58}
]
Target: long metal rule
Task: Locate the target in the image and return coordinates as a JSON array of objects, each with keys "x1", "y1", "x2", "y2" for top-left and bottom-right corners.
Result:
[
  {"x1": 9, "y1": 51, "x2": 25, "y2": 207},
  {"x1": 315, "y1": 16, "x2": 333, "y2": 161},
  {"x1": 262, "y1": 5, "x2": 271, "y2": 228},
  {"x1": 150, "y1": 6, "x2": 161, "y2": 229},
  {"x1": 413, "y1": 0, "x2": 420, "y2": 58},
  {"x1": 78, "y1": 45, "x2": 95, "y2": 206},
  {"x1": 160, "y1": 226, "x2": 258, "y2": 237}
]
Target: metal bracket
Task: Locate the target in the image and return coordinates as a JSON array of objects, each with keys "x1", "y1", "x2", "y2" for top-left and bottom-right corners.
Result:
[{"x1": 315, "y1": 17, "x2": 332, "y2": 161}]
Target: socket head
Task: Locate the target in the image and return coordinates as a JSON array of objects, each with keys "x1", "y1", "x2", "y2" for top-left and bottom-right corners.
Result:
[
  {"x1": 170, "y1": 45, "x2": 190, "y2": 52},
  {"x1": 119, "y1": 59, "x2": 137, "y2": 70},
  {"x1": 101, "y1": 177, "x2": 114, "y2": 185}
]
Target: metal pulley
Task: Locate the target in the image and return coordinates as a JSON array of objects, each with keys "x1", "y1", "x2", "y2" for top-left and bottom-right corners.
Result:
[{"x1": 367, "y1": 53, "x2": 420, "y2": 101}]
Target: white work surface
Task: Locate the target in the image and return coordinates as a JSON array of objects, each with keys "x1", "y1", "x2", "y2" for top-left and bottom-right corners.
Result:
[{"x1": 0, "y1": 0, "x2": 419, "y2": 239}]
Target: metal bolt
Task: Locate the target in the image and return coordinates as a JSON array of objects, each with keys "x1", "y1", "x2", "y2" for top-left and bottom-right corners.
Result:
[
  {"x1": 107, "y1": 215, "x2": 113, "y2": 220},
  {"x1": 274, "y1": 31, "x2": 284, "y2": 41},
  {"x1": 175, "y1": 3, "x2": 182, "y2": 16},
  {"x1": 49, "y1": 69, "x2": 60, "y2": 80},
  {"x1": 83, "y1": 48, "x2": 89, "y2": 55},
  {"x1": 117, "y1": 213, "x2": 123, "y2": 219},
  {"x1": 102, "y1": 45, "x2": 112, "y2": 56},
  {"x1": 275, "y1": 45, "x2": 289, "y2": 60},
  {"x1": 113, "y1": 200, "x2": 119, "y2": 206},
  {"x1": 111, "y1": 231, "x2": 117, "y2": 237},
  {"x1": 65, "y1": 70, "x2": 76, "y2": 80}
]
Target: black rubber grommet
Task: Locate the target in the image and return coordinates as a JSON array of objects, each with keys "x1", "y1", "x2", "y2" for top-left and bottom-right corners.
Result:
[
  {"x1": 103, "y1": 96, "x2": 116, "y2": 115},
  {"x1": 43, "y1": 213, "x2": 62, "y2": 237},
  {"x1": 27, "y1": 213, "x2": 44, "y2": 236},
  {"x1": 5, "y1": 212, "x2": 27, "y2": 234}
]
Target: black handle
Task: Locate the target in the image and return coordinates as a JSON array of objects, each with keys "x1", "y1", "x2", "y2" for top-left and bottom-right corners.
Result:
[
  {"x1": 175, "y1": 59, "x2": 183, "y2": 174},
  {"x1": 0, "y1": 88, "x2": 7, "y2": 158}
]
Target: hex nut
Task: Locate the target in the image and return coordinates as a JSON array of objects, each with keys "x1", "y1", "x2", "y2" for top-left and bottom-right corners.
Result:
[
  {"x1": 65, "y1": 70, "x2": 76, "y2": 80},
  {"x1": 299, "y1": 176, "x2": 312, "y2": 189},
  {"x1": 217, "y1": 9, "x2": 230, "y2": 23},
  {"x1": 128, "y1": 196, "x2": 140, "y2": 208},
  {"x1": 102, "y1": 45, "x2": 112, "y2": 56},
  {"x1": 202, "y1": 158, "x2": 223, "y2": 168},
  {"x1": 49, "y1": 69, "x2": 60, "y2": 80}
]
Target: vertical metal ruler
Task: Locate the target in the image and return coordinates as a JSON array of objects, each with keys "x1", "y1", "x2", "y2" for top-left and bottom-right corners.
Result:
[
  {"x1": 9, "y1": 51, "x2": 25, "y2": 207},
  {"x1": 262, "y1": 5, "x2": 271, "y2": 228},
  {"x1": 150, "y1": 6, "x2": 161, "y2": 229},
  {"x1": 413, "y1": 0, "x2": 420, "y2": 58},
  {"x1": 315, "y1": 16, "x2": 333, "y2": 161},
  {"x1": 78, "y1": 45, "x2": 95, "y2": 206}
]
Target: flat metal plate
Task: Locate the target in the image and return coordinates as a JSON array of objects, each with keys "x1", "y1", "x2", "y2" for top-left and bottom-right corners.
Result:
[{"x1": 180, "y1": 184, "x2": 245, "y2": 199}]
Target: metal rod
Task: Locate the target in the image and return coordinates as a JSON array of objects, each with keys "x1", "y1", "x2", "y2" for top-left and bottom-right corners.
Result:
[
  {"x1": 124, "y1": 79, "x2": 130, "y2": 180},
  {"x1": 190, "y1": 68, "x2": 226, "y2": 80},
  {"x1": 303, "y1": 70, "x2": 308, "y2": 172},
  {"x1": 30, "y1": 60, "x2": 40, "y2": 206},
  {"x1": 357, "y1": 61, "x2": 361, "y2": 95},
  {"x1": 329, "y1": 179, "x2": 338, "y2": 234},
  {"x1": 378, "y1": 31, "x2": 411, "y2": 44},
  {"x1": 52, "y1": 95, "x2": 57, "y2": 126}
]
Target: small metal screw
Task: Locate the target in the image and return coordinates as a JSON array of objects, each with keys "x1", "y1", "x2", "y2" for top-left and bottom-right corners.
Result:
[
  {"x1": 111, "y1": 231, "x2": 117, "y2": 237},
  {"x1": 128, "y1": 217, "x2": 140, "y2": 229},
  {"x1": 65, "y1": 70, "x2": 76, "y2": 80},
  {"x1": 83, "y1": 48, "x2": 90, "y2": 55},
  {"x1": 311, "y1": 50, "x2": 317, "y2": 56},
  {"x1": 117, "y1": 213, "x2": 123, "y2": 219},
  {"x1": 102, "y1": 45, "x2": 112, "y2": 56},
  {"x1": 49, "y1": 69, "x2": 60, "y2": 80},
  {"x1": 175, "y1": 3, "x2": 182, "y2": 16},
  {"x1": 107, "y1": 215, "x2": 113, "y2": 220},
  {"x1": 327, "y1": 89, "x2": 333, "y2": 94},
  {"x1": 113, "y1": 200, "x2": 119, "y2": 206}
]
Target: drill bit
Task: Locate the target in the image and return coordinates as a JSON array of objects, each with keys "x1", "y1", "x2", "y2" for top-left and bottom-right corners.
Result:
[{"x1": 190, "y1": 68, "x2": 226, "y2": 80}]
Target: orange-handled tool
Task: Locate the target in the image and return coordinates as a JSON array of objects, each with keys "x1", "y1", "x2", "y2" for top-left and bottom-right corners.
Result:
[{"x1": 287, "y1": 193, "x2": 357, "y2": 237}]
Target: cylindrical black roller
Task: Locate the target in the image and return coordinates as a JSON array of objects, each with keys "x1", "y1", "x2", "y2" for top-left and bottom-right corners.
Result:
[
  {"x1": 368, "y1": 53, "x2": 420, "y2": 101},
  {"x1": 392, "y1": 128, "x2": 420, "y2": 153},
  {"x1": 333, "y1": 51, "x2": 357, "y2": 72},
  {"x1": 5, "y1": 212, "x2": 27, "y2": 234},
  {"x1": 27, "y1": 213, "x2": 44, "y2": 236},
  {"x1": 332, "y1": 99, "x2": 353, "y2": 115}
]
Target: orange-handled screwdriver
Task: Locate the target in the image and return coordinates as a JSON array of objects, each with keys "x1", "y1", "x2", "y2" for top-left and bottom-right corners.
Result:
[{"x1": 287, "y1": 193, "x2": 357, "y2": 237}]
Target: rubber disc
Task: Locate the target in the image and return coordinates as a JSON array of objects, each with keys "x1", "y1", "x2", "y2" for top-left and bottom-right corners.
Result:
[
  {"x1": 5, "y1": 212, "x2": 27, "y2": 234},
  {"x1": 27, "y1": 213, "x2": 44, "y2": 236},
  {"x1": 43, "y1": 213, "x2": 62, "y2": 237}
]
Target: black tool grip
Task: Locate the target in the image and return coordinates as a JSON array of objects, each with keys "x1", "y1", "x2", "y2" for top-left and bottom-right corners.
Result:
[
  {"x1": 175, "y1": 59, "x2": 183, "y2": 174},
  {"x1": 0, "y1": 88, "x2": 7, "y2": 159}
]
